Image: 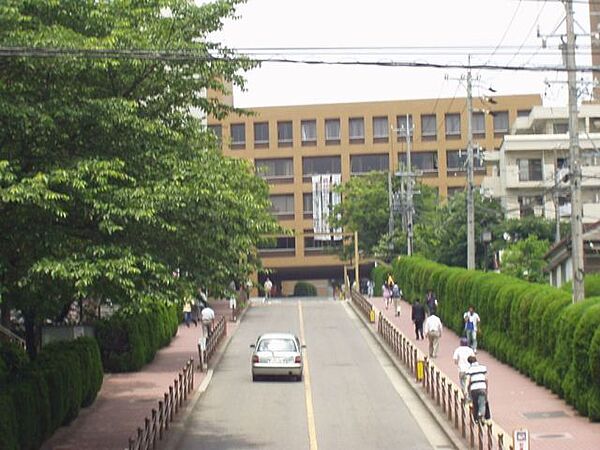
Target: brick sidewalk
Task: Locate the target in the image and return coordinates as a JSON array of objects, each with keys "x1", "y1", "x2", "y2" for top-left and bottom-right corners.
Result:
[
  {"x1": 370, "y1": 296, "x2": 600, "y2": 450},
  {"x1": 42, "y1": 300, "x2": 236, "y2": 450}
]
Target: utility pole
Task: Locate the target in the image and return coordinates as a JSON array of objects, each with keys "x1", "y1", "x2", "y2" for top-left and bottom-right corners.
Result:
[
  {"x1": 405, "y1": 115, "x2": 414, "y2": 255},
  {"x1": 565, "y1": 0, "x2": 585, "y2": 302},
  {"x1": 466, "y1": 56, "x2": 476, "y2": 270},
  {"x1": 553, "y1": 148, "x2": 562, "y2": 244}
]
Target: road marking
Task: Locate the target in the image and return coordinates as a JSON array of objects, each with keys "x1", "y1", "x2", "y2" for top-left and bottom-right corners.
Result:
[{"x1": 298, "y1": 301, "x2": 319, "y2": 450}]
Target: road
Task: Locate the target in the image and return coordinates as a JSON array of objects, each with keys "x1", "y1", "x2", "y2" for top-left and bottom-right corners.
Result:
[{"x1": 174, "y1": 299, "x2": 455, "y2": 450}]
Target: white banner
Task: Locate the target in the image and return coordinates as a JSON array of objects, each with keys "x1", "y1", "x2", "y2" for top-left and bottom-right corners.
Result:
[{"x1": 312, "y1": 174, "x2": 342, "y2": 241}]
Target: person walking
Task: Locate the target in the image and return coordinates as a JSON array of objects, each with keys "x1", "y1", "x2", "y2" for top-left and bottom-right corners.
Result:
[
  {"x1": 367, "y1": 280, "x2": 374, "y2": 298},
  {"x1": 392, "y1": 283, "x2": 402, "y2": 317},
  {"x1": 182, "y1": 299, "x2": 193, "y2": 327},
  {"x1": 424, "y1": 313, "x2": 443, "y2": 358},
  {"x1": 466, "y1": 355, "x2": 488, "y2": 423},
  {"x1": 425, "y1": 289, "x2": 438, "y2": 315},
  {"x1": 411, "y1": 299, "x2": 426, "y2": 340},
  {"x1": 263, "y1": 277, "x2": 273, "y2": 303},
  {"x1": 463, "y1": 305, "x2": 481, "y2": 352},
  {"x1": 201, "y1": 304, "x2": 215, "y2": 338},
  {"x1": 453, "y1": 337, "x2": 475, "y2": 397},
  {"x1": 383, "y1": 283, "x2": 392, "y2": 310},
  {"x1": 228, "y1": 280, "x2": 238, "y2": 322},
  {"x1": 386, "y1": 273, "x2": 394, "y2": 289}
]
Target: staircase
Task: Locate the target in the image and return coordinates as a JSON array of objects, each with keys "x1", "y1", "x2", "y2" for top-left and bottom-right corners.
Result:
[{"x1": 0, "y1": 323, "x2": 26, "y2": 350}]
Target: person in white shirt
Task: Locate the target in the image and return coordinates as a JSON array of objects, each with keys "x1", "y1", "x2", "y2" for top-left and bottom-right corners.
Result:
[
  {"x1": 424, "y1": 313, "x2": 443, "y2": 358},
  {"x1": 466, "y1": 355, "x2": 488, "y2": 423},
  {"x1": 263, "y1": 277, "x2": 273, "y2": 303},
  {"x1": 453, "y1": 337, "x2": 475, "y2": 396},
  {"x1": 463, "y1": 305, "x2": 481, "y2": 352},
  {"x1": 201, "y1": 305, "x2": 215, "y2": 337}
]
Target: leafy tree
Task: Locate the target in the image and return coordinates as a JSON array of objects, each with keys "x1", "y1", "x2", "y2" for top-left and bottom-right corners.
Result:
[
  {"x1": 491, "y1": 216, "x2": 569, "y2": 252},
  {"x1": 500, "y1": 235, "x2": 551, "y2": 283},
  {"x1": 0, "y1": 0, "x2": 278, "y2": 355}
]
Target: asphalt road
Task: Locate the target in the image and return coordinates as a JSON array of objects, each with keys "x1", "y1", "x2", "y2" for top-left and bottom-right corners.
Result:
[{"x1": 174, "y1": 299, "x2": 455, "y2": 450}]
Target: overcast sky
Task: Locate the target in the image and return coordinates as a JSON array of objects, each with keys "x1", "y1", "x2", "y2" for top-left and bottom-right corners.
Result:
[{"x1": 208, "y1": 0, "x2": 594, "y2": 108}]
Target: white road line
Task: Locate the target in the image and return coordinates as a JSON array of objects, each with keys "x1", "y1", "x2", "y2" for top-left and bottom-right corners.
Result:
[{"x1": 298, "y1": 301, "x2": 319, "y2": 450}]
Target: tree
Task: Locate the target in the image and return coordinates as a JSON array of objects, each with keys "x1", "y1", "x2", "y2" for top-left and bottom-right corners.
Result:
[
  {"x1": 500, "y1": 235, "x2": 551, "y2": 283},
  {"x1": 0, "y1": 0, "x2": 278, "y2": 355}
]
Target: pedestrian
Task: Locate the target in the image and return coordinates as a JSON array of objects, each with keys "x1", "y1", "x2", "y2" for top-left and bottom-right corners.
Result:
[
  {"x1": 367, "y1": 280, "x2": 374, "y2": 298},
  {"x1": 463, "y1": 305, "x2": 481, "y2": 352},
  {"x1": 424, "y1": 313, "x2": 443, "y2": 358},
  {"x1": 263, "y1": 277, "x2": 273, "y2": 303},
  {"x1": 387, "y1": 273, "x2": 394, "y2": 289},
  {"x1": 383, "y1": 283, "x2": 392, "y2": 310},
  {"x1": 453, "y1": 337, "x2": 475, "y2": 397},
  {"x1": 392, "y1": 283, "x2": 402, "y2": 317},
  {"x1": 228, "y1": 280, "x2": 238, "y2": 322},
  {"x1": 183, "y1": 299, "x2": 193, "y2": 327},
  {"x1": 411, "y1": 298, "x2": 426, "y2": 340},
  {"x1": 201, "y1": 304, "x2": 215, "y2": 338},
  {"x1": 425, "y1": 288, "x2": 438, "y2": 315},
  {"x1": 465, "y1": 355, "x2": 489, "y2": 424}
]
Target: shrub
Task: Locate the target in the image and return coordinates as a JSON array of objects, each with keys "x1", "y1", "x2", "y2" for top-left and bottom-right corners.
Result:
[
  {"x1": 0, "y1": 391, "x2": 18, "y2": 450},
  {"x1": 293, "y1": 281, "x2": 317, "y2": 297}
]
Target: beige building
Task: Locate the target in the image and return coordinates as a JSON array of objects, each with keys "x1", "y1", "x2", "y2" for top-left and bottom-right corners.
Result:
[{"x1": 209, "y1": 94, "x2": 541, "y2": 295}]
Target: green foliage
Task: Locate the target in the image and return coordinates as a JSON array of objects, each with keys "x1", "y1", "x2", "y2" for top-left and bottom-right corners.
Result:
[
  {"x1": 0, "y1": 341, "x2": 29, "y2": 382},
  {"x1": 389, "y1": 256, "x2": 600, "y2": 421},
  {"x1": 500, "y1": 235, "x2": 551, "y2": 283},
  {"x1": 371, "y1": 264, "x2": 390, "y2": 297},
  {"x1": 293, "y1": 282, "x2": 317, "y2": 297},
  {"x1": 95, "y1": 302, "x2": 178, "y2": 372},
  {"x1": 561, "y1": 274, "x2": 600, "y2": 298},
  {"x1": 0, "y1": 337, "x2": 102, "y2": 450}
]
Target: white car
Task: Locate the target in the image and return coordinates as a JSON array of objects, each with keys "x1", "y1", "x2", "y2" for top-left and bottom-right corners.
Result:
[{"x1": 250, "y1": 333, "x2": 304, "y2": 382}]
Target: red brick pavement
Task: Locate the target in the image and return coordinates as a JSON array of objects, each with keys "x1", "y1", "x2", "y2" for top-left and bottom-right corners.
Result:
[
  {"x1": 42, "y1": 300, "x2": 235, "y2": 450},
  {"x1": 370, "y1": 296, "x2": 600, "y2": 450}
]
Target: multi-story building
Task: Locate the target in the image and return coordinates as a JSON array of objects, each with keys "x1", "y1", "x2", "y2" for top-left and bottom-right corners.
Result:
[
  {"x1": 482, "y1": 104, "x2": 600, "y2": 223},
  {"x1": 209, "y1": 93, "x2": 541, "y2": 295}
]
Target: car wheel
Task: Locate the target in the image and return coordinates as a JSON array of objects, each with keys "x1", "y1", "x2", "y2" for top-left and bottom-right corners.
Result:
[
  {"x1": 296, "y1": 373, "x2": 303, "y2": 382},
  {"x1": 252, "y1": 374, "x2": 258, "y2": 382}
]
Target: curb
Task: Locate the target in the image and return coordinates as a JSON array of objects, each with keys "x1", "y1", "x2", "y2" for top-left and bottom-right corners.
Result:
[
  {"x1": 160, "y1": 303, "x2": 251, "y2": 450},
  {"x1": 347, "y1": 299, "x2": 468, "y2": 450}
]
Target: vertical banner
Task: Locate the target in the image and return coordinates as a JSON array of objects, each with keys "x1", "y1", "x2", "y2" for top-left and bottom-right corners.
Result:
[{"x1": 312, "y1": 174, "x2": 342, "y2": 241}]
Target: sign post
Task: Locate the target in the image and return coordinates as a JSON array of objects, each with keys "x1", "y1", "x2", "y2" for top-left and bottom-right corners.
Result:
[{"x1": 513, "y1": 429, "x2": 529, "y2": 450}]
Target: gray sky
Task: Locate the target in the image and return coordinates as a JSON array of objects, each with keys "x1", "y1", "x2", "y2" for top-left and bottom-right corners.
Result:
[{"x1": 209, "y1": 0, "x2": 594, "y2": 108}]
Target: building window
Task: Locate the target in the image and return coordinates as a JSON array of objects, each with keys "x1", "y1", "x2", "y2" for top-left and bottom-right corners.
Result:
[
  {"x1": 472, "y1": 112, "x2": 485, "y2": 136},
  {"x1": 517, "y1": 158, "x2": 543, "y2": 182},
  {"x1": 350, "y1": 154, "x2": 389, "y2": 174},
  {"x1": 207, "y1": 124, "x2": 222, "y2": 146},
  {"x1": 255, "y1": 158, "x2": 293, "y2": 181},
  {"x1": 582, "y1": 151, "x2": 600, "y2": 167},
  {"x1": 399, "y1": 151, "x2": 438, "y2": 172},
  {"x1": 259, "y1": 236, "x2": 295, "y2": 251},
  {"x1": 557, "y1": 157, "x2": 569, "y2": 169},
  {"x1": 230, "y1": 123, "x2": 245, "y2": 149},
  {"x1": 270, "y1": 194, "x2": 295, "y2": 218},
  {"x1": 302, "y1": 156, "x2": 341, "y2": 176},
  {"x1": 373, "y1": 116, "x2": 389, "y2": 142},
  {"x1": 277, "y1": 121, "x2": 293, "y2": 147},
  {"x1": 349, "y1": 117, "x2": 365, "y2": 143},
  {"x1": 254, "y1": 122, "x2": 269, "y2": 147},
  {"x1": 446, "y1": 150, "x2": 467, "y2": 170},
  {"x1": 325, "y1": 119, "x2": 341, "y2": 145},
  {"x1": 518, "y1": 195, "x2": 544, "y2": 218},
  {"x1": 590, "y1": 117, "x2": 600, "y2": 133},
  {"x1": 304, "y1": 235, "x2": 343, "y2": 252},
  {"x1": 301, "y1": 120, "x2": 317, "y2": 146},
  {"x1": 445, "y1": 113, "x2": 461, "y2": 138},
  {"x1": 396, "y1": 114, "x2": 413, "y2": 141},
  {"x1": 553, "y1": 122, "x2": 569, "y2": 134},
  {"x1": 421, "y1": 114, "x2": 437, "y2": 140},
  {"x1": 303, "y1": 193, "x2": 313, "y2": 215},
  {"x1": 493, "y1": 111, "x2": 509, "y2": 134},
  {"x1": 517, "y1": 109, "x2": 531, "y2": 118}
]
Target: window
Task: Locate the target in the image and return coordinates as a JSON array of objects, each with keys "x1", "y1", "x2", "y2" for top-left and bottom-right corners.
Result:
[
  {"x1": 254, "y1": 122, "x2": 269, "y2": 147},
  {"x1": 518, "y1": 195, "x2": 544, "y2": 218},
  {"x1": 301, "y1": 120, "x2": 317, "y2": 145},
  {"x1": 396, "y1": 114, "x2": 413, "y2": 141},
  {"x1": 445, "y1": 113, "x2": 461, "y2": 138},
  {"x1": 399, "y1": 151, "x2": 438, "y2": 172},
  {"x1": 472, "y1": 112, "x2": 485, "y2": 136},
  {"x1": 230, "y1": 123, "x2": 246, "y2": 149},
  {"x1": 302, "y1": 156, "x2": 341, "y2": 176},
  {"x1": 421, "y1": 114, "x2": 437, "y2": 139},
  {"x1": 255, "y1": 158, "x2": 293, "y2": 179},
  {"x1": 304, "y1": 235, "x2": 343, "y2": 252},
  {"x1": 582, "y1": 151, "x2": 600, "y2": 167},
  {"x1": 350, "y1": 154, "x2": 389, "y2": 174},
  {"x1": 517, "y1": 158, "x2": 543, "y2": 181},
  {"x1": 277, "y1": 121, "x2": 293, "y2": 147},
  {"x1": 517, "y1": 109, "x2": 531, "y2": 118},
  {"x1": 325, "y1": 119, "x2": 341, "y2": 144},
  {"x1": 590, "y1": 117, "x2": 600, "y2": 133},
  {"x1": 446, "y1": 150, "x2": 467, "y2": 170},
  {"x1": 258, "y1": 236, "x2": 295, "y2": 251},
  {"x1": 207, "y1": 124, "x2": 222, "y2": 146},
  {"x1": 349, "y1": 117, "x2": 365, "y2": 143},
  {"x1": 493, "y1": 111, "x2": 509, "y2": 134},
  {"x1": 303, "y1": 193, "x2": 313, "y2": 215},
  {"x1": 557, "y1": 157, "x2": 569, "y2": 169},
  {"x1": 373, "y1": 116, "x2": 389, "y2": 141},
  {"x1": 270, "y1": 194, "x2": 294, "y2": 217},
  {"x1": 553, "y1": 122, "x2": 568, "y2": 134}
]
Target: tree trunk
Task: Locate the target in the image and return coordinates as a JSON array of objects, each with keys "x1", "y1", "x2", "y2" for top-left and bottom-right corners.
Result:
[
  {"x1": 24, "y1": 314, "x2": 38, "y2": 359},
  {"x1": 0, "y1": 302, "x2": 9, "y2": 327}
]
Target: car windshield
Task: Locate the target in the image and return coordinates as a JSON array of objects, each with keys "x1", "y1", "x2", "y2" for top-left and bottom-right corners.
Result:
[{"x1": 257, "y1": 338, "x2": 297, "y2": 352}]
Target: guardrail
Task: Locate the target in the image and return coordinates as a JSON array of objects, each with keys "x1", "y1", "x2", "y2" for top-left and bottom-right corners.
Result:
[
  {"x1": 128, "y1": 358, "x2": 194, "y2": 450},
  {"x1": 350, "y1": 289, "x2": 373, "y2": 322},
  {"x1": 377, "y1": 312, "x2": 514, "y2": 450},
  {"x1": 198, "y1": 315, "x2": 227, "y2": 372},
  {"x1": 0, "y1": 324, "x2": 26, "y2": 350}
]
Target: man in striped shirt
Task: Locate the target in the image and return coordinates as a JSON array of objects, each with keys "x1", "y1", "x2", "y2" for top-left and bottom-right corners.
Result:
[{"x1": 466, "y1": 355, "x2": 488, "y2": 423}]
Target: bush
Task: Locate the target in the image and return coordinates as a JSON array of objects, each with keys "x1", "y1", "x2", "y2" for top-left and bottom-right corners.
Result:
[
  {"x1": 293, "y1": 281, "x2": 317, "y2": 297},
  {"x1": 95, "y1": 301, "x2": 179, "y2": 372},
  {"x1": 562, "y1": 274, "x2": 600, "y2": 298}
]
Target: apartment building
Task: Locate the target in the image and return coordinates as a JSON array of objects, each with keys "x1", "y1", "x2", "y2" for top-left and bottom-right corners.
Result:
[
  {"x1": 208, "y1": 94, "x2": 541, "y2": 294},
  {"x1": 482, "y1": 104, "x2": 600, "y2": 224}
]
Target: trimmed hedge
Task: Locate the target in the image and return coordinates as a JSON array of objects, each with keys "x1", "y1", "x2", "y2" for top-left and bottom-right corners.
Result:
[
  {"x1": 380, "y1": 256, "x2": 600, "y2": 421},
  {"x1": 293, "y1": 281, "x2": 317, "y2": 297},
  {"x1": 561, "y1": 273, "x2": 600, "y2": 298},
  {"x1": 95, "y1": 302, "x2": 178, "y2": 372},
  {"x1": 0, "y1": 337, "x2": 103, "y2": 450}
]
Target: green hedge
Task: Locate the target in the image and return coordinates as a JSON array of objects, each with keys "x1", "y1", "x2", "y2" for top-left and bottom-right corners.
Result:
[
  {"x1": 95, "y1": 302, "x2": 178, "y2": 372},
  {"x1": 382, "y1": 256, "x2": 600, "y2": 421},
  {"x1": 293, "y1": 281, "x2": 317, "y2": 296},
  {"x1": 0, "y1": 337, "x2": 103, "y2": 450}
]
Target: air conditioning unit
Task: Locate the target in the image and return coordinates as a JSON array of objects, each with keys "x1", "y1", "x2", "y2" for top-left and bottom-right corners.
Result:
[{"x1": 559, "y1": 203, "x2": 572, "y2": 217}]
